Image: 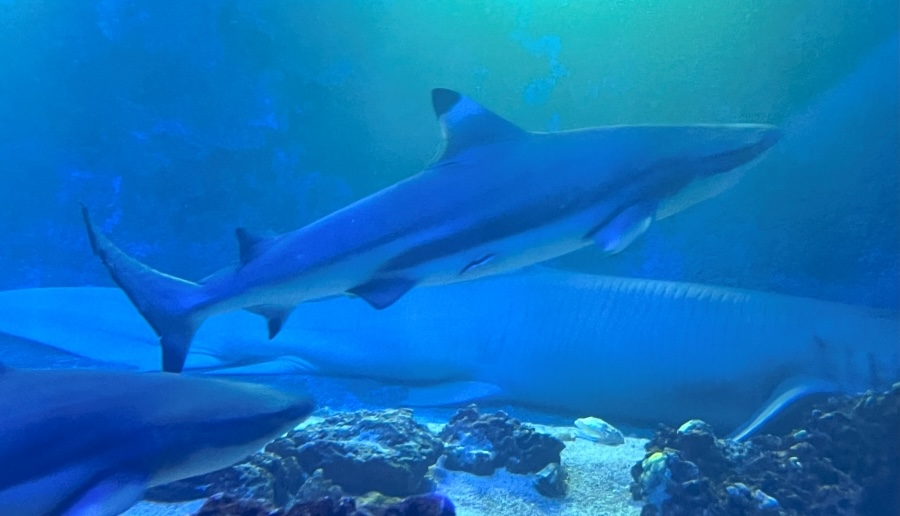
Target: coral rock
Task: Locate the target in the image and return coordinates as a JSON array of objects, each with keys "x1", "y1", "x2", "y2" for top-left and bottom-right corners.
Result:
[
  {"x1": 192, "y1": 493, "x2": 278, "y2": 516},
  {"x1": 631, "y1": 383, "x2": 900, "y2": 515},
  {"x1": 534, "y1": 462, "x2": 568, "y2": 498},
  {"x1": 287, "y1": 409, "x2": 444, "y2": 497},
  {"x1": 377, "y1": 494, "x2": 456, "y2": 516},
  {"x1": 439, "y1": 405, "x2": 565, "y2": 476}
]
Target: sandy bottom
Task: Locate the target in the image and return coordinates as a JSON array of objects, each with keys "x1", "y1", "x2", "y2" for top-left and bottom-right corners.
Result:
[
  {"x1": 125, "y1": 418, "x2": 646, "y2": 516},
  {"x1": 429, "y1": 423, "x2": 646, "y2": 516}
]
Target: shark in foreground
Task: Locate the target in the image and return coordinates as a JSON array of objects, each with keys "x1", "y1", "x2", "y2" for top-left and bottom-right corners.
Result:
[
  {"x1": 0, "y1": 367, "x2": 314, "y2": 516},
  {"x1": 82, "y1": 88, "x2": 781, "y2": 372},
  {"x1": 1, "y1": 269, "x2": 895, "y2": 438}
]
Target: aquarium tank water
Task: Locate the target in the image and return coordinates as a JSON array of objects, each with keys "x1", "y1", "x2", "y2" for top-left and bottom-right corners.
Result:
[{"x1": 0, "y1": 1, "x2": 897, "y2": 515}]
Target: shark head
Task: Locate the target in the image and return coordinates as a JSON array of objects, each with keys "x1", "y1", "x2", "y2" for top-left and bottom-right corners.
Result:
[
  {"x1": 611, "y1": 123, "x2": 782, "y2": 221},
  {"x1": 0, "y1": 368, "x2": 314, "y2": 515},
  {"x1": 148, "y1": 374, "x2": 316, "y2": 485}
]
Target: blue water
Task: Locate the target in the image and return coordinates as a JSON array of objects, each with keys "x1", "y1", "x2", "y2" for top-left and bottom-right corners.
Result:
[{"x1": 0, "y1": 2, "x2": 898, "y2": 515}]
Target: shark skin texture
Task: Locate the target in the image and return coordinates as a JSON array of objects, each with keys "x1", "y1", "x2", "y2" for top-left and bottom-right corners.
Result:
[
  {"x1": 0, "y1": 367, "x2": 314, "y2": 516},
  {"x1": 0, "y1": 268, "x2": 894, "y2": 438},
  {"x1": 82, "y1": 88, "x2": 781, "y2": 373}
]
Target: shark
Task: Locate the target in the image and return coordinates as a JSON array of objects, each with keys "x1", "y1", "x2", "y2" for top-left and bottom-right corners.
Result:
[
  {"x1": 82, "y1": 88, "x2": 781, "y2": 372},
  {"x1": 0, "y1": 366, "x2": 314, "y2": 516},
  {"x1": 1, "y1": 269, "x2": 895, "y2": 437}
]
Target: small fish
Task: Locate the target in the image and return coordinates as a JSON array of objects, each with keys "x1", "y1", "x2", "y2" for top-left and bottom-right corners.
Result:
[
  {"x1": 0, "y1": 367, "x2": 314, "y2": 516},
  {"x1": 82, "y1": 88, "x2": 780, "y2": 373}
]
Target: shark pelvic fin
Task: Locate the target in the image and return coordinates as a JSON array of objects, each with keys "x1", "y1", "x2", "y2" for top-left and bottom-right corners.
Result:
[
  {"x1": 235, "y1": 227, "x2": 276, "y2": 265},
  {"x1": 246, "y1": 304, "x2": 295, "y2": 339},
  {"x1": 589, "y1": 203, "x2": 655, "y2": 254},
  {"x1": 347, "y1": 277, "x2": 417, "y2": 310},
  {"x1": 81, "y1": 205, "x2": 204, "y2": 373},
  {"x1": 431, "y1": 88, "x2": 527, "y2": 161}
]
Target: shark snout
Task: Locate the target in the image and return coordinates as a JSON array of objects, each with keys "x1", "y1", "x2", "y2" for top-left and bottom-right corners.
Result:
[
  {"x1": 252, "y1": 386, "x2": 316, "y2": 431},
  {"x1": 649, "y1": 123, "x2": 781, "y2": 180},
  {"x1": 738, "y1": 123, "x2": 781, "y2": 153},
  {"x1": 707, "y1": 123, "x2": 782, "y2": 166}
]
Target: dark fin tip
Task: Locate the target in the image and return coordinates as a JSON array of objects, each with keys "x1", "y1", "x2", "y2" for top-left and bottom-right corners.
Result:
[
  {"x1": 235, "y1": 227, "x2": 256, "y2": 265},
  {"x1": 432, "y1": 88, "x2": 461, "y2": 117},
  {"x1": 161, "y1": 335, "x2": 191, "y2": 373},
  {"x1": 267, "y1": 318, "x2": 283, "y2": 340}
]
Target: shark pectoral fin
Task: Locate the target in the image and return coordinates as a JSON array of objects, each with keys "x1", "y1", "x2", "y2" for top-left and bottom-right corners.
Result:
[
  {"x1": 729, "y1": 377, "x2": 841, "y2": 442},
  {"x1": 401, "y1": 381, "x2": 504, "y2": 407},
  {"x1": 347, "y1": 277, "x2": 417, "y2": 310},
  {"x1": 246, "y1": 304, "x2": 296, "y2": 339},
  {"x1": 62, "y1": 472, "x2": 147, "y2": 516},
  {"x1": 589, "y1": 203, "x2": 655, "y2": 255},
  {"x1": 431, "y1": 88, "x2": 527, "y2": 162}
]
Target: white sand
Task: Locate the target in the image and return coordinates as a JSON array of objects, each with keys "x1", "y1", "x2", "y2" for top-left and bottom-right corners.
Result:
[
  {"x1": 126, "y1": 420, "x2": 646, "y2": 516},
  {"x1": 427, "y1": 422, "x2": 645, "y2": 516}
]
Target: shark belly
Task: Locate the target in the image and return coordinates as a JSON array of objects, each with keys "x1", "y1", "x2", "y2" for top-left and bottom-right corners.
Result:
[{"x1": 412, "y1": 208, "x2": 612, "y2": 285}]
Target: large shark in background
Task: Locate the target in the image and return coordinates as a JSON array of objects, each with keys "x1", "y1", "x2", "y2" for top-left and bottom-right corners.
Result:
[
  {"x1": 82, "y1": 88, "x2": 781, "y2": 372},
  {"x1": 0, "y1": 366, "x2": 314, "y2": 516},
  {"x1": 1, "y1": 269, "x2": 894, "y2": 437}
]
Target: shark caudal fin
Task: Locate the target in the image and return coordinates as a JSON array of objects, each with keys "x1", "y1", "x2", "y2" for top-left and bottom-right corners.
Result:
[{"x1": 81, "y1": 205, "x2": 205, "y2": 373}]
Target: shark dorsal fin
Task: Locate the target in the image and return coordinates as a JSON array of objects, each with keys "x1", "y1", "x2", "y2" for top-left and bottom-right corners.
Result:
[
  {"x1": 431, "y1": 88, "x2": 527, "y2": 161},
  {"x1": 235, "y1": 227, "x2": 275, "y2": 265}
]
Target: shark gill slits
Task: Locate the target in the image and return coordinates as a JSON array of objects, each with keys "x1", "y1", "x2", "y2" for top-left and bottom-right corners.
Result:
[
  {"x1": 461, "y1": 254, "x2": 496, "y2": 275},
  {"x1": 431, "y1": 88, "x2": 462, "y2": 117}
]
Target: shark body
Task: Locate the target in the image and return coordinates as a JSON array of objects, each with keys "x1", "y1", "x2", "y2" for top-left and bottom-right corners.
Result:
[
  {"x1": 83, "y1": 88, "x2": 780, "y2": 372},
  {"x1": 1, "y1": 270, "x2": 895, "y2": 437},
  {"x1": 0, "y1": 367, "x2": 313, "y2": 516}
]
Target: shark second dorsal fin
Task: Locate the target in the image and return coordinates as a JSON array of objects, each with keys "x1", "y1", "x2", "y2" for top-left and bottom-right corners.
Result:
[
  {"x1": 235, "y1": 227, "x2": 276, "y2": 265},
  {"x1": 431, "y1": 88, "x2": 527, "y2": 161}
]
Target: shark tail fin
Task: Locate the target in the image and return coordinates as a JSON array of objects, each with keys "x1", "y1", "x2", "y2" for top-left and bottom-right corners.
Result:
[{"x1": 81, "y1": 205, "x2": 206, "y2": 373}]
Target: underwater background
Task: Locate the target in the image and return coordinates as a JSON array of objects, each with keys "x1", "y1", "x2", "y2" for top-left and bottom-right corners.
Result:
[
  {"x1": 0, "y1": 0, "x2": 897, "y2": 310},
  {"x1": 1, "y1": 2, "x2": 899, "y2": 515}
]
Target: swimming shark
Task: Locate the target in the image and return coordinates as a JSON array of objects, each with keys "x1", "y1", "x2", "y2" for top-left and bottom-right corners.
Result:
[
  {"x1": 82, "y1": 88, "x2": 781, "y2": 372},
  {"x1": 0, "y1": 366, "x2": 314, "y2": 516},
  {"x1": 1, "y1": 269, "x2": 894, "y2": 437}
]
